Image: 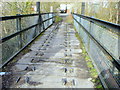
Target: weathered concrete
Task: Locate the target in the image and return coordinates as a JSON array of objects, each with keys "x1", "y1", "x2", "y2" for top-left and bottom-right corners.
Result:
[{"x1": 3, "y1": 16, "x2": 94, "y2": 88}]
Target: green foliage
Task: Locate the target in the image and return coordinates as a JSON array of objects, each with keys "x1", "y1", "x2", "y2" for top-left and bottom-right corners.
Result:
[
  {"x1": 65, "y1": 15, "x2": 73, "y2": 24},
  {"x1": 55, "y1": 16, "x2": 62, "y2": 22},
  {"x1": 2, "y1": 2, "x2": 34, "y2": 16},
  {"x1": 40, "y1": 2, "x2": 61, "y2": 13},
  {"x1": 73, "y1": 2, "x2": 119, "y2": 24},
  {"x1": 74, "y1": 27, "x2": 103, "y2": 89}
]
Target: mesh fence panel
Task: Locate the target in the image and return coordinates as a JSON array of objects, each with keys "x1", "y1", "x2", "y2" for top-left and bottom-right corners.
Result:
[
  {"x1": 2, "y1": 19, "x2": 16, "y2": 38},
  {"x1": 1, "y1": 13, "x2": 55, "y2": 67},
  {"x1": 73, "y1": 14, "x2": 120, "y2": 88}
]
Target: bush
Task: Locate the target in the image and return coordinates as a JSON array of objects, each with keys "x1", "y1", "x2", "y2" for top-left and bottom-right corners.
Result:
[{"x1": 55, "y1": 16, "x2": 63, "y2": 22}]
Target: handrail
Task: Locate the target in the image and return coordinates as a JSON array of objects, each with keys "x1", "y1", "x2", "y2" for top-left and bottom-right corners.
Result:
[
  {"x1": 72, "y1": 13, "x2": 120, "y2": 88},
  {"x1": 73, "y1": 16, "x2": 120, "y2": 71},
  {"x1": 1, "y1": 12, "x2": 56, "y2": 68},
  {"x1": 0, "y1": 16, "x2": 55, "y2": 44},
  {"x1": 73, "y1": 13, "x2": 120, "y2": 35},
  {"x1": 0, "y1": 12, "x2": 55, "y2": 21},
  {"x1": 1, "y1": 23, "x2": 55, "y2": 68},
  {"x1": 73, "y1": 13, "x2": 120, "y2": 70}
]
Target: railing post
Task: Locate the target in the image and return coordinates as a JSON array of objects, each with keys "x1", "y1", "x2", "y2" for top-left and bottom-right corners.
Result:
[
  {"x1": 52, "y1": 13, "x2": 54, "y2": 23},
  {"x1": 50, "y1": 6, "x2": 54, "y2": 24},
  {"x1": 53, "y1": 13, "x2": 55, "y2": 23},
  {"x1": 36, "y1": 2, "x2": 42, "y2": 33},
  {"x1": 47, "y1": 14, "x2": 49, "y2": 27},
  {"x1": 81, "y1": 2, "x2": 85, "y2": 15},
  {"x1": 53, "y1": 14, "x2": 56, "y2": 23},
  {"x1": 16, "y1": 14, "x2": 22, "y2": 48},
  {"x1": 79, "y1": 16, "x2": 81, "y2": 34}
]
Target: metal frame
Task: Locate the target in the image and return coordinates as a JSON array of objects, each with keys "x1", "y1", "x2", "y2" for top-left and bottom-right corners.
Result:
[
  {"x1": 1, "y1": 23, "x2": 54, "y2": 68},
  {"x1": 0, "y1": 16, "x2": 55, "y2": 43},
  {"x1": 0, "y1": 12, "x2": 55, "y2": 21},
  {"x1": 73, "y1": 17, "x2": 120, "y2": 70},
  {"x1": 73, "y1": 13, "x2": 120, "y2": 35},
  {"x1": 1, "y1": 13, "x2": 56, "y2": 68},
  {"x1": 73, "y1": 13, "x2": 120, "y2": 88}
]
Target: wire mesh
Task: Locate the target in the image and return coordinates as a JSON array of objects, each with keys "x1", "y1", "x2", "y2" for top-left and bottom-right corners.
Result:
[
  {"x1": 1, "y1": 13, "x2": 55, "y2": 67},
  {"x1": 73, "y1": 14, "x2": 120, "y2": 88}
]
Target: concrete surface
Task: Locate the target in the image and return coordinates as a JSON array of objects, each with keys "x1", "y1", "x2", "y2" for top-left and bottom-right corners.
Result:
[{"x1": 2, "y1": 15, "x2": 94, "y2": 88}]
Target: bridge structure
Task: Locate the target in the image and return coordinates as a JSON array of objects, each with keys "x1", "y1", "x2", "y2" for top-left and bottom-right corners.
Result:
[{"x1": 0, "y1": 2, "x2": 120, "y2": 89}]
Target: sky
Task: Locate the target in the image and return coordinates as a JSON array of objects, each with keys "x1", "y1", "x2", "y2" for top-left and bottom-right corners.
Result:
[{"x1": 1, "y1": 0, "x2": 120, "y2": 2}]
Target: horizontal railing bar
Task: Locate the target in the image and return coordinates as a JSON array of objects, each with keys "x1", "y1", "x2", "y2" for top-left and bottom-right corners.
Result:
[
  {"x1": 1, "y1": 24, "x2": 38, "y2": 43},
  {"x1": 0, "y1": 16, "x2": 55, "y2": 43},
  {"x1": 1, "y1": 14, "x2": 39, "y2": 21},
  {"x1": 43, "y1": 17, "x2": 54, "y2": 22},
  {"x1": 1, "y1": 22, "x2": 56, "y2": 68},
  {"x1": 0, "y1": 12, "x2": 55, "y2": 21},
  {"x1": 73, "y1": 16, "x2": 120, "y2": 71},
  {"x1": 41, "y1": 12, "x2": 55, "y2": 15},
  {"x1": 73, "y1": 13, "x2": 120, "y2": 35}
]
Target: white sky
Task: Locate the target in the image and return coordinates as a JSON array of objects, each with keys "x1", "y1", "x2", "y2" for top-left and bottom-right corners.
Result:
[
  {"x1": 60, "y1": 4, "x2": 73, "y2": 10},
  {"x1": 2, "y1": 0, "x2": 120, "y2": 2}
]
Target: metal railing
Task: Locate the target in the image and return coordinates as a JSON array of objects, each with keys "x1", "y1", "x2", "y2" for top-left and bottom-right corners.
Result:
[
  {"x1": 0, "y1": 12, "x2": 56, "y2": 68},
  {"x1": 72, "y1": 13, "x2": 120, "y2": 88}
]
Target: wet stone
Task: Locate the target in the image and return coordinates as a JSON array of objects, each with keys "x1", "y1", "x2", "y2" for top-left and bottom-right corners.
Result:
[
  {"x1": 25, "y1": 67, "x2": 34, "y2": 71},
  {"x1": 35, "y1": 52, "x2": 44, "y2": 56},
  {"x1": 31, "y1": 58, "x2": 45, "y2": 63}
]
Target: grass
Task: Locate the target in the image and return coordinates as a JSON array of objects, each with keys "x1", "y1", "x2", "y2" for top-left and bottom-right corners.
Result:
[
  {"x1": 64, "y1": 15, "x2": 103, "y2": 88},
  {"x1": 74, "y1": 26, "x2": 103, "y2": 89},
  {"x1": 64, "y1": 15, "x2": 101, "y2": 86},
  {"x1": 55, "y1": 16, "x2": 63, "y2": 22},
  {"x1": 65, "y1": 15, "x2": 73, "y2": 24}
]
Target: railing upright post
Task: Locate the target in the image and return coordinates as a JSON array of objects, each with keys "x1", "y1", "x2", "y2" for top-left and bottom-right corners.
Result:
[
  {"x1": 47, "y1": 14, "x2": 49, "y2": 27},
  {"x1": 81, "y1": 2, "x2": 85, "y2": 15},
  {"x1": 16, "y1": 14, "x2": 22, "y2": 48},
  {"x1": 36, "y1": 2, "x2": 42, "y2": 33},
  {"x1": 53, "y1": 13, "x2": 55, "y2": 23},
  {"x1": 50, "y1": 6, "x2": 54, "y2": 24},
  {"x1": 79, "y1": 16, "x2": 81, "y2": 34},
  {"x1": 52, "y1": 13, "x2": 54, "y2": 23}
]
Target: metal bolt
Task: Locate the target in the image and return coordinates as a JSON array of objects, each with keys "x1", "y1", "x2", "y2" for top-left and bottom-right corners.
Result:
[
  {"x1": 64, "y1": 68, "x2": 67, "y2": 73},
  {"x1": 25, "y1": 77, "x2": 30, "y2": 83}
]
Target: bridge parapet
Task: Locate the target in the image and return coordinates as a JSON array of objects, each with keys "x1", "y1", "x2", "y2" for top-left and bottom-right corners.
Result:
[
  {"x1": 0, "y1": 12, "x2": 56, "y2": 68},
  {"x1": 73, "y1": 13, "x2": 120, "y2": 88}
]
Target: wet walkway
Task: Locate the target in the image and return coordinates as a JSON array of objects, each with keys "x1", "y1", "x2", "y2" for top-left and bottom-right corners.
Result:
[{"x1": 3, "y1": 16, "x2": 94, "y2": 88}]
